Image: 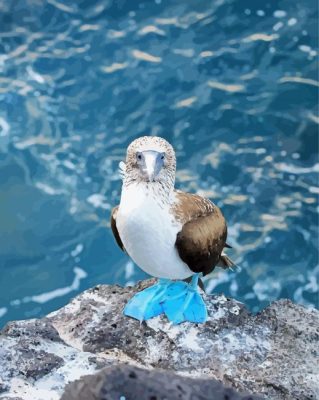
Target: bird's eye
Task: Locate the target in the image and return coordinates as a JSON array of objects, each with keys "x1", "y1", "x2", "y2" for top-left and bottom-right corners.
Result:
[
  {"x1": 136, "y1": 153, "x2": 142, "y2": 161},
  {"x1": 161, "y1": 154, "x2": 165, "y2": 160}
]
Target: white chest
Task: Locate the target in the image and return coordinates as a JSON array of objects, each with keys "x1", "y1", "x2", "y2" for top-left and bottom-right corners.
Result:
[{"x1": 116, "y1": 185, "x2": 192, "y2": 279}]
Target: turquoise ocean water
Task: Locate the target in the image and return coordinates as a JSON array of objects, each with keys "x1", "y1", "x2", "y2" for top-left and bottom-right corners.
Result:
[{"x1": 0, "y1": 0, "x2": 318, "y2": 326}]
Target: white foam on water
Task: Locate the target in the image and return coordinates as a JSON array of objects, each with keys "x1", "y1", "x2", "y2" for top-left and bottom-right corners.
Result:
[
  {"x1": 10, "y1": 267, "x2": 87, "y2": 306},
  {"x1": 87, "y1": 193, "x2": 110, "y2": 210},
  {"x1": 275, "y1": 162, "x2": 319, "y2": 174},
  {"x1": 274, "y1": 10, "x2": 287, "y2": 18},
  {"x1": 0, "y1": 307, "x2": 7, "y2": 318},
  {"x1": 71, "y1": 244, "x2": 84, "y2": 258},
  {"x1": 0, "y1": 117, "x2": 10, "y2": 137},
  {"x1": 125, "y1": 260, "x2": 135, "y2": 279}
]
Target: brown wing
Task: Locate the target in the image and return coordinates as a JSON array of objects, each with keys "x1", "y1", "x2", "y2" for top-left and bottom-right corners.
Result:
[
  {"x1": 173, "y1": 191, "x2": 229, "y2": 276},
  {"x1": 110, "y1": 206, "x2": 125, "y2": 252}
]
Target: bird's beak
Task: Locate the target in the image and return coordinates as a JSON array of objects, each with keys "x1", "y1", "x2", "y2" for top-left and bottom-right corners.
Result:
[{"x1": 142, "y1": 151, "x2": 164, "y2": 182}]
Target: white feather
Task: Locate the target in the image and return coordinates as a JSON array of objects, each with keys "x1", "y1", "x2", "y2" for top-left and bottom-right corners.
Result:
[
  {"x1": 116, "y1": 184, "x2": 192, "y2": 280},
  {"x1": 118, "y1": 161, "x2": 126, "y2": 180}
]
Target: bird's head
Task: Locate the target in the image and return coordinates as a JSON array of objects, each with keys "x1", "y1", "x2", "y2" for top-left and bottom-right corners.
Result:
[{"x1": 123, "y1": 136, "x2": 176, "y2": 188}]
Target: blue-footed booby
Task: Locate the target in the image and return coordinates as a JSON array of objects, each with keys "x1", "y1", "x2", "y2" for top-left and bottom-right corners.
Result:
[{"x1": 111, "y1": 136, "x2": 234, "y2": 324}]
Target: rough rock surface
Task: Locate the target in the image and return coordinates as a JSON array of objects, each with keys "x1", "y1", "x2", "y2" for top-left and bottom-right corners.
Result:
[
  {"x1": 61, "y1": 364, "x2": 257, "y2": 400},
  {"x1": 0, "y1": 279, "x2": 318, "y2": 400}
]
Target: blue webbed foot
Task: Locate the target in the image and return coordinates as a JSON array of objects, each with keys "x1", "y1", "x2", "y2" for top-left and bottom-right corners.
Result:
[
  {"x1": 162, "y1": 274, "x2": 207, "y2": 324},
  {"x1": 123, "y1": 279, "x2": 169, "y2": 322}
]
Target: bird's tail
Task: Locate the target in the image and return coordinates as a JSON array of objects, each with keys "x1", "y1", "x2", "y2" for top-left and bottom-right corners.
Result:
[{"x1": 218, "y1": 253, "x2": 236, "y2": 270}]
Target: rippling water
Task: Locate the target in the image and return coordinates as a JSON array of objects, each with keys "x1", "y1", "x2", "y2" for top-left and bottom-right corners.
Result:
[{"x1": 0, "y1": 0, "x2": 318, "y2": 326}]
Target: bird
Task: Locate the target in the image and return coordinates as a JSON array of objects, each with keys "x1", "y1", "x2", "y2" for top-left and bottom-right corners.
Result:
[{"x1": 110, "y1": 136, "x2": 235, "y2": 324}]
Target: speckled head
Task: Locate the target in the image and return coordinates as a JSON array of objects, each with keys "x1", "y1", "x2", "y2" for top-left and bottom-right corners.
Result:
[{"x1": 124, "y1": 136, "x2": 176, "y2": 189}]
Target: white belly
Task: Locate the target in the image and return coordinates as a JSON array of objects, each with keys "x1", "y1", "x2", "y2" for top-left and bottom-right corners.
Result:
[{"x1": 116, "y1": 186, "x2": 192, "y2": 280}]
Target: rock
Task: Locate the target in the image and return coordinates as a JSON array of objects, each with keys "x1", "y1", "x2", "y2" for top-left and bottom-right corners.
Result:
[
  {"x1": 0, "y1": 333, "x2": 63, "y2": 381},
  {"x1": 61, "y1": 364, "x2": 257, "y2": 400},
  {"x1": 0, "y1": 279, "x2": 318, "y2": 400},
  {"x1": 0, "y1": 398, "x2": 24, "y2": 400},
  {"x1": 0, "y1": 377, "x2": 9, "y2": 394}
]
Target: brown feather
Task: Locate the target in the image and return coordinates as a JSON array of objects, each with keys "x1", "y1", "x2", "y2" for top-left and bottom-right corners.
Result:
[
  {"x1": 110, "y1": 206, "x2": 125, "y2": 252},
  {"x1": 173, "y1": 191, "x2": 229, "y2": 276}
]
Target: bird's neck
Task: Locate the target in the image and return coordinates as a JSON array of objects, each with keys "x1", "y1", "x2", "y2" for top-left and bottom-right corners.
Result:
[{"x1": 120, "y1": 181, "x2": 174, "y2": 210}]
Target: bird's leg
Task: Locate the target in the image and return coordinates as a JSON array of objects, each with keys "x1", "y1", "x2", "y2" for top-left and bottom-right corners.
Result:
[
  {"x1": 190, "y1": 273, "x2": 200, "y2": 290},
  {"x1": 161, "y1": 273, "x2": 207, "y2": 324}
]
